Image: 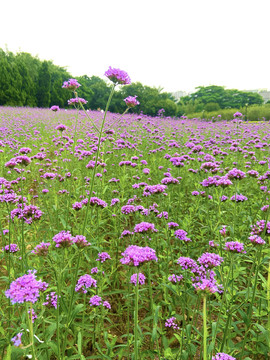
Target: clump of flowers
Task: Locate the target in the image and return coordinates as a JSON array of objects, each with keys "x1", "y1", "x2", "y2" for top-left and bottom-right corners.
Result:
[
  {"x1": 248, "y1": 235, "x2": 266, "y2": 245},
  {"x1": 134, "y1": 222, "x2": 158, "y2": 233},
  {"x1": 62, "y1": 78, "x2": 81, "y2": 90},
  {"x1": 2, "y1": 244, "x2": 19, "y2": 253},
  {"x1": 165, "y1": 317, "x2": 179, "y2": 330},
  {"x1": 31, "y1": 242, "x2": 51, "y2": 255},
  {"x1": 89, "y1": 295, "x2": 111, "y2": 309},
  {"x1": 124, "y1": 95, "x2": 140, "y2": 108},
  {"x1": 43, "y1": 292, "x2": 58, "y2": 309},
  {"x1": 96, "y1": 252, "x2": 111, "y2": 263},
  {"x1": 53, "y1": 231, "x2": 74, "y2": 248},
  {"x1": 130, "y1": 272, "x2": 146, "y2": 285},
  {"x1": 120, "y1": 245, "x2": 158, "y2": 266},
  {"x1": 212, "y1": 353, "x2": 236, "y2": 360},
  {"x1": 50, "y1": 105, "x2": 60, "y2": 112},
  {"x1": 105, "y1": 67, "x2": 131, "y2": 85},
  {"x1": 75, "y1": 275, "x2": 97, "y2": 293},
  {"x1": 225, "y1": 241, "x2": 246, "y2": 253},
  {"x1": 174, "y1": 229, "x2": 191, "y2": 242},
  {"x1": 197, "y1": 252, "x2": 223, "y2": 268},
  {"x1": 11, "y1": 332, "x2": 23, "y2": 347},
  {"x1": 5, "y1": 270, "x2": 48, "y2": 304},
  {"x1": 168, "y1": 274, "x2": 183, "y2": 283}
]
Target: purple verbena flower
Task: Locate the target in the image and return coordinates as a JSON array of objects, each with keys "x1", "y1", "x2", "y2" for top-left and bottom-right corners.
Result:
[
  {"x1": 130, "y1": 272, "x2": 146, "y2": 285},
  {"x1": 75, "y1": 275, "x2": 97, "y2": 293}
]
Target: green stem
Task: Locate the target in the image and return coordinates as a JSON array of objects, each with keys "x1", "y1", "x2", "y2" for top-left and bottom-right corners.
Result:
[
  {"x1": 81, "y1": 84, "x2": 116, "y2": 236},
  {"x1": 134, "y1": 266, "x2": 139, "y2": 360},
  {"x1": 28, "y1": 303, "x2": 37, "y2": 360},
  {"x1": 203, "y1": 295, "x2": 208, "y2": 360}
]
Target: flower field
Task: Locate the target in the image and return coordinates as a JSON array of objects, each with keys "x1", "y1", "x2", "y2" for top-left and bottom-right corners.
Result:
[{"x1": 0, "y1": 77, "x2": 269, "y2": 360}]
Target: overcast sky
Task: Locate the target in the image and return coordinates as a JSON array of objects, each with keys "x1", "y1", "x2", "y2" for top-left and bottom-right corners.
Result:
[{"x1": 1, "y1": 0, "x2": 269, "y2": 93}]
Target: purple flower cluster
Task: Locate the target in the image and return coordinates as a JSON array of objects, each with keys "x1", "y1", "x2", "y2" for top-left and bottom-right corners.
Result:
[
  {"x1": 165, "y1": 317, "x2": 179, "y2": 330},
  {"x1": 43, "y1": 292, "x2": 58, "y2": 309},
  {"x1": 5, "y1": 270, "x2": 48, "y2": 304},
  {"x1": 168, "y1": 274, "x2": 183, "y2": 283},
  {"x1": 134, "y1": 222, "x2": 158, "y2": 233},
  {"x1": 225, "y1": 241, "x2": 246, "y2": 253},
  {"x1": 2, "y1": 244, "x2": 19, "y2": 253},
  {"x1": 124, "y1": 95, "x2": 140, "y2": 108},
  {"x1": 52, "y1": 231, "x2": 91, "y2": 248},
  {"x1": 174, "y1": 229, "x2": 191, "y2": 242},
  {"x1": 120, "y1": 245, "x2": 158, "y2": 266},
  {"x1": 105, "y1": 67, "x2": 131, "y2": 85},
  {"x1": 89, "y1": 295, "x2": 111, "y2": 309},
  {"x1": 62, "y1": 78, "x2": 81, "y2": 90},
  {"x1": 230, "y1": 194, "x2": 248, "y2": 202},
  {"x1": 75, "y1": 275, "x2": 97, "y2": 293},
  {"x1": 197, "y1": 252, "x2": 223, "y2": 268},
  {"x1": 130, "y1": 272, "x2": 146, "y2": 285},
  {"x1": 248, "y1": 235, "x2": 266, "y2": 245},
  {"x1": 212, "y1": 353, "x2": 236, "y2": 360},
  {"x1": 143, "y1": 184, "x2": 167, "y2": 196},
  {"x1": 96, "y1": 252, "x2": 111, "y2": 263},
  {"x1": 31, "y1": 242, "x2": 51, "y2": 255}
]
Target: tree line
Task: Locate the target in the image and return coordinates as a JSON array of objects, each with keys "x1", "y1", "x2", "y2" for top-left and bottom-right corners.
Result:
[{"x1": 0, "y1": 49, "x2": 265, "y2": 117}]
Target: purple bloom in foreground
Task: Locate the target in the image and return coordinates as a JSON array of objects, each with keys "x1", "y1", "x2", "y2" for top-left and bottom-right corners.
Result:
[
  {"x1": 62, "y1": 78, "x2": 81, "y2": 90},
  {"x1": 120, "y1": 245, "x2": 158, "y2": 266},
  {"x1": 68, "y1": 98, "x2": 88, "y2": 106},
  {"x1": 43, "y1": 292, "x2": 58, "y2": 309},
  {"x1": 73, "y1": 235, "x2": 91, "y2": 248},
  {"x1": 174, "y1": 229, "x2": 191, "y2": 242},
  {"x1": 50, "y1": 105, "x2": 60, "y2": 112},
  {"x1": 225, "y1": 241, "x2": 246, "y2": 253},
  {"x1": 168, "y1": 274, "x2": 183, "y2": 283},
  {"x1": 31, "y1": 242, "x2": 50, "y2": 256},
  {"x1": 249, "y1": 235, "x2": 266, "y2": 245},
  {"x1": 105, "y1": 66, "x2": 131, "y2": 85},
  {"x1": 56, "y1": 124, "x2": 67, "y2": 132},
  {"x1": 75, "y1": 275, "x2": 97, "y2": 293},
  {"x1": 5, "y1": 270, "x2": 48, "y2": 304},
  {"x1": 2, "y1": 244, "x2": 19, "y2": 253},
  {"x1": 96, "y1": 252, "x2": 111, "y2": 263},
  {"x1": 11, "y1": 332, "x2": 23, "y2": 347},
  {"x1": 53, "y1": 231, "x2": 74, "y2": 248},
  {"x1": 197, "y1": 252, "x2": 223, "y2": 268},
  {"x1": 89, "y1": 295, "x2": 102, "y2": 306},
  {"x1": 212, "y1": 353, "x2": 236, "y2": 360},
  {"x1": 124, "y1": 95, "x2": 140, "y2": 108},
  {"x1": 165, "y1": 317, "x2": 179, "y2": 330},
  {"x1": 130, "y1": 272, "x2": 146, "y2": 285},
  {"x1": 134, "y1": 222, "x2": 158, "y2": 233},
  {"x1": 233, "y1": 112, "x2": 242, "y2": 118}
]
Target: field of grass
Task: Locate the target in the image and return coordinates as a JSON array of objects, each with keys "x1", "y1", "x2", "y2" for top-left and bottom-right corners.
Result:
[{"x1": 0, "y1": 103, "x2": 269, "y2": 360}]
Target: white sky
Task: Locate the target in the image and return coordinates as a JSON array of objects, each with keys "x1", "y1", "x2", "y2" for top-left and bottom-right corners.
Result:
[{"x1": 1, "y1": 0, "x2": 269, "y2": 93}]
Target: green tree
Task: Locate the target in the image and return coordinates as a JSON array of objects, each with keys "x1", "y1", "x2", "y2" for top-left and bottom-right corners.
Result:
[{"x1": 37, "y1": 61, "x2": 51, "y2": 108}]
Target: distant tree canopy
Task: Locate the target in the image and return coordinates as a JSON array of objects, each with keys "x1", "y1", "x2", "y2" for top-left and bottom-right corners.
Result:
[
  {"x1": 0, "y1": 48, "x2": 178, "y2": 117},
  {"x1": 0, "y1": 49, "x2": 265, "y2": 117},
  {"x1": 178, "y1": 85, "x2": 264, "y2": 115}
]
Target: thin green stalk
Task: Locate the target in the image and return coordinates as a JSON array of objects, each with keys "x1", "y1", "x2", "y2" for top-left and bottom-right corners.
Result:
[
  {"x1": 28, "y1": 303, "x2": 37, "y2": 360},
  {"x1": 203, "y1": 295, "x2": 208, "y2": 360},
  {"x1": 134, "y1": 266, "x2": 139, "y2": 360},
  {"x1": 81, "y1": 84, "x2": 116, "y2": 236}
]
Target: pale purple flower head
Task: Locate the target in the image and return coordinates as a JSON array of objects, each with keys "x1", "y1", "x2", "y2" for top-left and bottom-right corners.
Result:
[
  {"x1": 165, "y1": 317, "x2": 179, "y2": 330},
  {"x1": 168, "y1": 274, "x2": 183, "y2": 283},
  {"x1": 212, "y1": 353, "x2": 236, "y2": 360},
  {"x1": 197, "y1": 252, "x2": 223, "y2": 268},
  {"x1": 105, "y1": 66, "x2": 131, "y2": 85},
  {"x1": 50, "y1": 105, "x2": 60, "y2": 112},
  {"x1": 2, "y1": 244, "x2": 19, "y2": 253},
  {"x1": 130, "y1": 272, "x2": 146, "y2": 285},
  {"x1": 120, "y1": 245, "x2": 158, "y2": 266},
  {"x1": 103, "y1": 301, "x2": 111, "y2": 309},
  {"x1": 124, "y1": 95, "x2": 140, "y2": 108},
  {"x1": 248, "y1": 235, "x2": 266, "y2": 245},
  {"x1": 31, "y1": 242, "x2": 50, "y2": 256},
  {"x1": 174, "y1": 229, "x2": 191, "y2": 242},
  {"x1": 53, "y1": 231, "x2": 73, "y2": 248},
  {"x1": 134, "y1": 222, "x2": 158, "y2": 233},
  {"x1": 225, "y1": 241, "x2": 246, "y2": 253},
  {"x1": 168, "y1": 222, "x2": 179, "y2": 228},
  {"x1": 89, "y1": 295, "x2": 102, "y2": 306},
  {"x1": 75, "y1": 274, "x2": 97, "y2": 293},
  {"x1": 5, "y1": 270, "x2": 48, "y2": 304},
  {"x1": 73, "y1": 235, "x2": 91, "y2": 248},
  {"x1": 43, "y1": 292, "x2": 58, "y2": 309},
  {"x1": 233, "y1": 112, "x2": 242, "y2": 118},
  {"x1": 68, "y1": 98, "x2": 88, "y2": 106},
  {"x1": 11, "y1": 332, "x2": 23, "y2": 347},
  {"x1": 56, "y1": 124, "x2": 67, "y2": 132},
  {"x1": 96, "y1": 252, "x2": 111, "y2": 263},
  {"x1": 62, "y1": 78, "x2": 81, "y2": 90}
]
